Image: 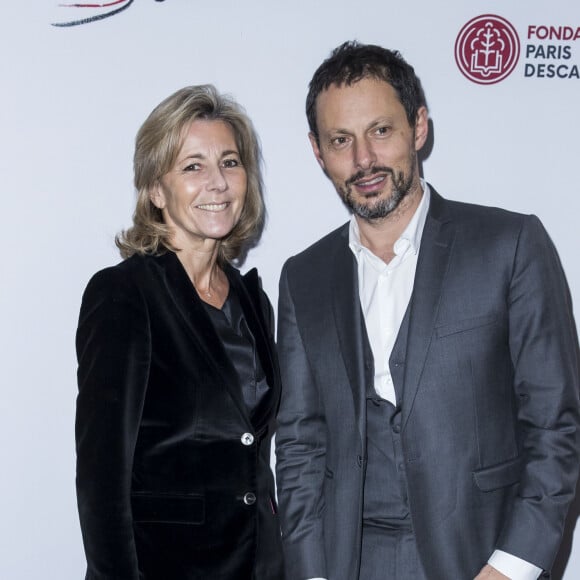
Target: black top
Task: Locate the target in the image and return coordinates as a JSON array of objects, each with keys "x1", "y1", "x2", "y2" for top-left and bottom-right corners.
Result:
[{"x1": 204, "y1": 287, "x2": 270, "y2": 413}]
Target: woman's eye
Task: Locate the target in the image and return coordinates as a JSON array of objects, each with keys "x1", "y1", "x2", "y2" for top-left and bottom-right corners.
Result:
[
  {"x1": 183, "y1": 163, "x2": 201, "y2": 172},
  {"x1": 223, "y1": 158, "x2": 240, "y2": 168}
]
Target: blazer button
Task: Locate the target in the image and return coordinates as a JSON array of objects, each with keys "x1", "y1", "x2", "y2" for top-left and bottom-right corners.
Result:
[
  {"x1": 243, "y1": 492, "x2": 257, "y2": 505},
  {"x1": 241, "y1": 433, "x2": 255, "y2": 446}
]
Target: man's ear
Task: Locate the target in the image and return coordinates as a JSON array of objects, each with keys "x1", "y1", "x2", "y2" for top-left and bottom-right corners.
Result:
[
  {"x1": 308, "y1": 132, "x2": 327, "y2": 172},
  {"x1": 149, "y1": 181, "x2": 166, "y2": 210},
  {"x1": 414, "y1": 106, "x2": 429, "y2": 152}
]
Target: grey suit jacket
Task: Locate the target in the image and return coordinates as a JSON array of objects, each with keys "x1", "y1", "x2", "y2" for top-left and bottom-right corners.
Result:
[{"x1": 275, "y1": 189, "x2": 580, "y2": 580}]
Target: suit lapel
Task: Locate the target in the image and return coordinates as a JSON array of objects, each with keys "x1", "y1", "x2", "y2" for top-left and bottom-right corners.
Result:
[
  {"x1": 401, "y1": 190, "x2": 455, "y2": 429},
  {"x1": 331, "y1": 225, "x2": 368, "y2": 441},
  {"x1": 154, "y1": 252, "x2": 252, "y2": 426}
]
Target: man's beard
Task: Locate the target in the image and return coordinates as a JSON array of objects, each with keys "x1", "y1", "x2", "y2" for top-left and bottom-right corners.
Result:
[{"x1": 337, "y1": 156, "x2": 416, "y2": 221}]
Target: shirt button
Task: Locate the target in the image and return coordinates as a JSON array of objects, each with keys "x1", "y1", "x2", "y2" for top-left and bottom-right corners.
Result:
[
  {"x1": 241, "y1": 433, "x2": 254, "y2": 446},
  {"x1": 243, "y1": 492, "x2": 256, "y2": 505}
]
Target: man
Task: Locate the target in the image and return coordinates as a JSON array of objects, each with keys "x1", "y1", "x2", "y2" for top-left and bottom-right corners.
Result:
[{"x1": 275, "y1": 41, "x2": 580, "y2": 580}]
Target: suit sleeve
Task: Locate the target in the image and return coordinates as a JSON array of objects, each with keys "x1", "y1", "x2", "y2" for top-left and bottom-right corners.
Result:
[
  {"x1": 275, "y1": 261, "x2": 328, "y2": 579},
  {"x1": 75, "y1": 267, "x2": 150, "y2": 579},
  {"x1": 497, "y1": 214, "x2": 580, "y2": 570}
]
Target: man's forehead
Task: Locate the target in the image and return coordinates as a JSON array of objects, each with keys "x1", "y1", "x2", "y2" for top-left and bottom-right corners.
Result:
[{"x1": 315, "y1": 78, "x2": 403, "y2": 117}]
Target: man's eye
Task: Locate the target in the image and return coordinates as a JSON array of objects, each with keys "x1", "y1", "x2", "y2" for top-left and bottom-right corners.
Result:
[
  {"x1": 331, "y1": 136, "x2": 348, "y2": 146},
  {"x1": 376, "y1": 126, "x2": 390, "y2": 135}
]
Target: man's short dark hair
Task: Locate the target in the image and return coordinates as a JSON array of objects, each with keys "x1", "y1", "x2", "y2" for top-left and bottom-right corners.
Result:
[{"x1": 306, "y1": 40, "x2": 427, "y2": 141}]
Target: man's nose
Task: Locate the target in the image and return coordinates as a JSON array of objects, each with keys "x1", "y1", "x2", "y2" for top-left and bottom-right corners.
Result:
[{"x1": 353, "y1": 138, "x2": 376, "y2": 170}]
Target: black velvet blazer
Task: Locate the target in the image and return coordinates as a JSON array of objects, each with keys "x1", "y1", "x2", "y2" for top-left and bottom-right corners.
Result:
[{"x1": 75, "y1": 251, "x2": 284, "y2": 580}]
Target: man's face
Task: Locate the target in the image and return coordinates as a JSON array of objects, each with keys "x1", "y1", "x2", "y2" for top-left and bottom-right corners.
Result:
[{"x1": 310, "y1": 77, "x2": 428, "y2": 221}]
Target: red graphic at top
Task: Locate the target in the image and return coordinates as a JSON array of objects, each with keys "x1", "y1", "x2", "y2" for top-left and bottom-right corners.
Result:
[{"x1": 455, "y1": 14, "x2": 521, "y2": 85}]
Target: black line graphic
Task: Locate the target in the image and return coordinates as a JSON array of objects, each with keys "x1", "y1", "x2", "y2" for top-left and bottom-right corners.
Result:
[{"x1": 52, "y1": 0, "x2": 136, "y2": 27}]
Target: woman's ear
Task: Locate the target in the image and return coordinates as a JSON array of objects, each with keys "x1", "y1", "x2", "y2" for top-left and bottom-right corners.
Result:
[{"x1": 149, "y1": 182, "x2": 166, "y2": 210}]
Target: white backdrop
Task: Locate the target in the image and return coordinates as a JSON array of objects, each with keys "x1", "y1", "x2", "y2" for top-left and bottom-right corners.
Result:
[{"x1": 1, "y1": 1, "x2": 578, "y2": 578}]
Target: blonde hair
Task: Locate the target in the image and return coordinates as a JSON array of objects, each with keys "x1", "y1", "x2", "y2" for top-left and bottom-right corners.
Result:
[{"x1": 116, "y1": 85, "x2": 265, "y2": 264}]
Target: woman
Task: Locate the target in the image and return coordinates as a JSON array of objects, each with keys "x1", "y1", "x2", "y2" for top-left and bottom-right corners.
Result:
[{"x1": 75, "y1": 85, "x2": 284, "y2": 579}]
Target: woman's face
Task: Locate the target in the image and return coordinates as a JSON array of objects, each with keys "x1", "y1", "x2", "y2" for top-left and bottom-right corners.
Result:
[{"x1": 151, "y1": 119, "x2": 247, "y2": 251}]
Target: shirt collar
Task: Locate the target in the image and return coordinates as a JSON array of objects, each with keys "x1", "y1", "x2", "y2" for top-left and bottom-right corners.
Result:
[{"x1": 349, "y1": 180, "x2": 431, "y2": 259}]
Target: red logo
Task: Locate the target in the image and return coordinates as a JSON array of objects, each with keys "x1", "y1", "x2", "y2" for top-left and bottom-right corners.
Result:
[{"x1": 455, "y1": 14, "x2": 521, "y2": 85}]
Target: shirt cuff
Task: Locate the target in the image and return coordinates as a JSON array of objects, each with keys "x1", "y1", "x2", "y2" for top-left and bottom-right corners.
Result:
[{"x1": 488, "y1": 549, "x2": 542, "y2": 580}]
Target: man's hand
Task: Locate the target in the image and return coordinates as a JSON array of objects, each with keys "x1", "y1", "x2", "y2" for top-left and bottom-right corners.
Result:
[{"x1": 474, "y1": 564, "x2": 511, "y2": 579}]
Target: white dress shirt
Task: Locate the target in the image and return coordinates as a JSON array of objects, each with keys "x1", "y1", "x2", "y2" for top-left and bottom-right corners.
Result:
[
  {"x1": 349, "y1": 182, "x2": 430, "y2": 404},
  {"x1": 306, "y1": 182, "x2": 541, "y2": 580}
]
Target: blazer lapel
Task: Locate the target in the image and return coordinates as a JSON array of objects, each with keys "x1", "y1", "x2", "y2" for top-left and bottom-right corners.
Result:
[
  {"x1": 228, "y1": 266, "x2": 280, "y2": 435},
  {"x1": 401, "y1": 190, "x2": 455, "y2": 430},
  {"x1": 331, "y1": 225, "x2": 368, "y2": 442},
  {"x1": 154, "y1": 252, "x2": 252, "y2": 425}
]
